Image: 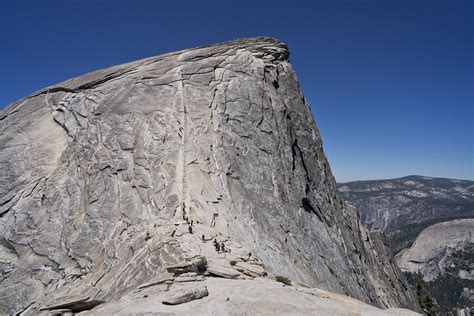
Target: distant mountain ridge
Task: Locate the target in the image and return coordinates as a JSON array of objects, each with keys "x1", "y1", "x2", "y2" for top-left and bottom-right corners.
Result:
[{"x1": 338, "y1": 175, "x2": 474, "y2": 253}]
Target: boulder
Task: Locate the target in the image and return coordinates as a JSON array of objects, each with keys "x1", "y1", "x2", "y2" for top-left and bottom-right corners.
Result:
[{"x1": 162, "y1": 286, "x2": 209, "y2": 305}]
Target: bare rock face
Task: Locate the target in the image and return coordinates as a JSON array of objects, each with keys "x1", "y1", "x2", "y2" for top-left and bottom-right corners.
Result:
[
  {"x1": 396, "y1": 219, "x2": 474, "y2": 281},
  {"x1": 397, "y1": 219, "x2": 474, "y2": 313},
  {"x1": 0, "y1": 37, "x2": 418, "y2": 314}
]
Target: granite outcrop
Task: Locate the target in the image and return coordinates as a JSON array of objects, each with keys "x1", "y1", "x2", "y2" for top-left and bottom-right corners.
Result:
[{"x1": 0, "y1": 37, "x2": 418, "y2": 314}]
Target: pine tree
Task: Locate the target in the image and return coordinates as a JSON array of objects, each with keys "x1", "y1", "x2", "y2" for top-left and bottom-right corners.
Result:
[
  {"x1": 422, "y1": 293, "x2": 437, "y2": 316},
  {"x1": 415, "y1": 280, "x2": 425, "y2": 310}
]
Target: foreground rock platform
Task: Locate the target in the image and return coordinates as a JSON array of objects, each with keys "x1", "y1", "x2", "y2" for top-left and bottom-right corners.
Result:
[
  {"x1": 0, "y1": 37, "x2": 418, "y2": 314},
  {"x1": 80, "y1": 278, "x2": 419, "y2": 316}
]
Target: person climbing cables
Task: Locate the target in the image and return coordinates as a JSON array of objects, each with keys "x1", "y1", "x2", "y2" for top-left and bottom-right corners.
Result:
[
  {"x1": 181, "y1": 203, "x2": 186, "y2": 220},
  {"x1": 211, "y1": 212, "x2": 218, "y2": 228},
  {"x1": 214, "y1": 239, "x2": 220, "y2": 252},
  {"x1": 202, "y1": 234, "x2": 205, "y2": 242}
]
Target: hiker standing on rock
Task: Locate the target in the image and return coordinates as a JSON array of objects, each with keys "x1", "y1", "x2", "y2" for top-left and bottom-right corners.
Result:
[
  {"x1": 181, "y1": 203, "x2": 186, "y2": 220},
  {"x1": 211, "y1": 212, "x2": 218, "y2": 227}
]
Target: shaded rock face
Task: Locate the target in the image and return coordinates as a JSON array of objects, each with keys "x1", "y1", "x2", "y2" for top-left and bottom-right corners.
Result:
[{"x1": 0, "y1": 37, "x2": 417, "y2": 314}]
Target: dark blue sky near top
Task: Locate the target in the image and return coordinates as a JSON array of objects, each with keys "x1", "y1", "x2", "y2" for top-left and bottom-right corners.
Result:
[{"x1": 0, "y1": 0, "x2": 472, "y2": 182}]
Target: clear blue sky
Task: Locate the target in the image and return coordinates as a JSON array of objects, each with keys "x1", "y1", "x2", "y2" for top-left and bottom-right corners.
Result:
[{"x1": 1, "y1": 0, "x2": 472, "y2": 182}]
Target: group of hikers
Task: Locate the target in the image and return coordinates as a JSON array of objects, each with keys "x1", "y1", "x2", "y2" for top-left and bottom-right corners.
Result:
[
  {"x1": 213, "y1": 238, "x2": 227, "y2": 253},
  {"x1": 182, "y1": 204, "x2": 194, "y2": 234},
  {"x1": 181, "y1": 203, "x2": 228, "y2": 254}
]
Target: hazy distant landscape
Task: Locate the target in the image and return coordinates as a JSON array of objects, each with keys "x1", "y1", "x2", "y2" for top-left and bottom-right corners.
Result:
[{"x1": 339, "y1": 176, "x2": 474, "y2": 314}]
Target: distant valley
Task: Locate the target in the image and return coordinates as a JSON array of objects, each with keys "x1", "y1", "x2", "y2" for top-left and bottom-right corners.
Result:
[
  {"x1": 338, "y1": 175, "x2": 474, "y2": 314},
  {"x1": 338, "y1": 175, "x2": 474, "y2": 253}
]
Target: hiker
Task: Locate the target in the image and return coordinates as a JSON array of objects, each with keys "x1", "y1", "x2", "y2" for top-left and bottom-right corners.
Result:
[
  {"x1": 220, "y1": 242, "x2": 225, "y2": 253},
  {"x1": 181, "y1": 203, "x2": 186, "y2": 220},
  {"x1": 188, "y1": 225, "x2": 193, "y2": 234},
  {"x1": 211, "y1": 212, "x2": 218, "y2": 227},
  {"x1": 202, "y1": 234, "x2": 205, "y2": 242},
  {"x1": 190, "y1": 219, "x2": 194, "y2": 226}
]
